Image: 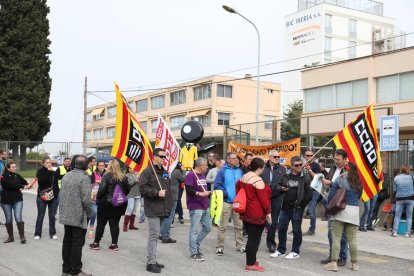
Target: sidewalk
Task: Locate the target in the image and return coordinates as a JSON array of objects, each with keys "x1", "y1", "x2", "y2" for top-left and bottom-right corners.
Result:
[{"x1": 299, "y1": 217, "x2": 414, "y2": 261}]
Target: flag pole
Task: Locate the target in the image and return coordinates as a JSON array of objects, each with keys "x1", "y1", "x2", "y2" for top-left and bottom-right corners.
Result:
[
  {"x1": 143, "y1": 149, "x2": 164, "y2": 191},
  {"x1": 304, "y1": 136, "x2": 335, "y2": 165}
]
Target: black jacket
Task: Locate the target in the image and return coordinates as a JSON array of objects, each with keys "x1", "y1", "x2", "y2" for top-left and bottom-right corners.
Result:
[
  {"x1": 279, "y1": 170, "x2": 312, "y2": 209},
  {"x1": 0, "y1": 172, "x2": 28, "y2": 204},
  {"x1": 96, "y1": 173, "x2": 130, "y2": 217},
  {"x1": 261, "y1": 161, "x2": 287, "y2": 198},
  {"x1": 36, "y1": 166, "x2": 59, "y2": 197},
  {"x1": 139, "y1": 165, "x2": 173, "y2": 217}
]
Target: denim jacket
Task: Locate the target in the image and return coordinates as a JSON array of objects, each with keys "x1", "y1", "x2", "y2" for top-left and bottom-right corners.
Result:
[
  {"x1": 393, "y1": 174, "x2": 414, "y2": 199},
  {"x1": 328, "y1": 174, "x2": 361, "y2": 206}
]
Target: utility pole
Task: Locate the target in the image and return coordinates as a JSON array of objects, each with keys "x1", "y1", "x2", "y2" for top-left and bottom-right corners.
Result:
[{"x1": 83, "y1": 76, "x2": 87, "y2": 154}]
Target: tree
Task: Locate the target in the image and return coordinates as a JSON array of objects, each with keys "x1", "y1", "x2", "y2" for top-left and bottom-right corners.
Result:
[
  {"x1": 281, "y1": 100, "x2": 302, "y2": 141},
  {"x1": 0, "y1": 0, "x2": 52, "y2": 168}
]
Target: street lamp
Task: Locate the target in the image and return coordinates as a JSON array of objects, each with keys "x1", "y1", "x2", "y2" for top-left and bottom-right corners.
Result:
[{"x1": 223, "y1": 5, "x2": 261, "y2": 145}]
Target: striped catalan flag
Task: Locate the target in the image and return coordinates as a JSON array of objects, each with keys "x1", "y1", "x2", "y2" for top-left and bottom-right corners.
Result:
[
  {"x1": 110, "y1": 83, "x2": 153, "y2": 173},
  {"x1": 333, "y1": 105, "x2": 384, "y2": 202}
]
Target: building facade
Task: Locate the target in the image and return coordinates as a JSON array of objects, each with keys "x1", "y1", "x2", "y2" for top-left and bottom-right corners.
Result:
[
  {"x1": 84, "y1": 75, "x2": 281, "y2": 154},
  {"x1": 283, "y1": 0, "x2": 400, "y2": 110}
]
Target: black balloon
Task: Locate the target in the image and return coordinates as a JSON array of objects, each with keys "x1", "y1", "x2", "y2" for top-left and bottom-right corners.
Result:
[{"x1": 181, "y1": 121, "x2": 204, "y2": 143}]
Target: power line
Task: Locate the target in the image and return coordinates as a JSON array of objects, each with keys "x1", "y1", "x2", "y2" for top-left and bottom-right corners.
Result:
[{"x1": 88, "y1": 31, "x2": 414, "y2": 93}]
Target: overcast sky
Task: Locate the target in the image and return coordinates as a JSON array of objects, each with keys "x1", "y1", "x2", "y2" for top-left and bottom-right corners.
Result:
[{"x1": 45, "y1": 0, "x2": 414, "y2": 147}]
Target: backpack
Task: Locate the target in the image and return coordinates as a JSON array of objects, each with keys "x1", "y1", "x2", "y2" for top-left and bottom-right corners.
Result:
[
  {"x1": 232, "y1": 183, "x2": 247, "y2": 214},
  {"x1": 111, "y1": 184, "x2": 127, "y2": 207}
]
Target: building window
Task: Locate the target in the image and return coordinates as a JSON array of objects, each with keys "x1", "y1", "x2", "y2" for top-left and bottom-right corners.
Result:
[
  {"x1": 136, "y1": 99, "x2": 148, "y2": 112},
  {"x1": 325, "y1": 14, "x2": 332, "y2": 33},
  {"x1": 106, "y1": 127, "x2": 115, "y2": 138},
  {"x1": 217, "y1": 85, "x2": 233, "y2": 98},
  {"x1": 170, "y1": 90, "x2": 186, "y2": 106},
  {"x1": 377, "y1": 71, "x2": 414, "y2": 103},
  {"x1": 192, "y1": 115, "x2": 211, "y2": 127},
  {"x1": 348, "y1": 41, "x2": 357, "y2": 58},
  {"x1": 93, "y1": 128, "x2": 104, "y2": 140},
  {"x1": 151, "y1": 119, "x2": 158, "y2": 133},
  {"x1": 349, "y1": 19, "x2": 357, "y2": 38},
  {"x1": 94, "y1": 113, "x2": 104, "y2": 121},
  {"x1": 193, "y1": 84, "x2": 211, "y2": 101},
  {"x1": 217, "y1": 112, "x2": 230, "y2": 126},
  {"x1": 264, "y1": 116, "x2": 275, "y2": 130},
  {"x1": 305, "y1": 79, "x2": 368, "y2": 112},
  {"x1": 108, "y1": 106, "x2": 116, "y2": 118},
  {"x1": 170, "y1": 115, "x2": 186, "y2": 131},
  {"x1": 86, "y1": 131, "x2": 92, "y2": 141},
  {"x1": 140, "y1": 121, "x2": 147, "y2": 133},
  {"x1": 324, "y1": 37, "x2": 332, "y2": 58},
  {"x1": 151, "y1": 95, "x2": 164, "y2": 109},
  {"x1": 86, "y1": 112, "x2": 92, "y2": 122},
  {"x1": 128, "y1": 101, "x2": 135, "y2": 112}
]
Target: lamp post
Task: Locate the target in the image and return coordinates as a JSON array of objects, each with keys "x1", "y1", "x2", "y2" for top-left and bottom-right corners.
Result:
[{"x1": 223, "y1": 5, "x2": 261, "y2": 145}]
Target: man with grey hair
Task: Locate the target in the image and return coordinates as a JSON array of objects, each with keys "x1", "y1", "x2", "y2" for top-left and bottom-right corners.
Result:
[
  {"x1": 214, "y1": 152, "x2": 244, "y2": 256},
  {"x1": 262, "y1": 149, "x2": 286, "y2": 253},
  {"x1": 185, "y1": 157, "x2": 212, "y2": 261},
  {"x1": 60, "y1": 155, "x2": 93, "y2": 276}
]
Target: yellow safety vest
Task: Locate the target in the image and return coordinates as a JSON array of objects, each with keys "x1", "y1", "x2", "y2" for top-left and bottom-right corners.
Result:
[
  {"x1": 179, "y1": 146, "x2": 198, "y2": 170},
  {"x1": 87, "y1": 166, "x2": 96, "y2": 176},
  {"x1": 210, "y1": 190, "x2": 223, "y2": 225},
  {"x1": 58, "y1": 165, "x2": 67, "y2": 189}
]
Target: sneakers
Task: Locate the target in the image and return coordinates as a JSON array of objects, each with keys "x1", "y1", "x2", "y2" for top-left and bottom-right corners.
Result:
[
  {"x1": 216, "y1": 248, "x2": 224, "y2": 256},
  {"x1": 352, "y1": 263, "x2": 359, "y2": 271},
  {"x1": 109, "y1": 244, "x2": 119, "y2": 251},
  {"x1": 245, "y1": 264, "x2": 265, "y2": 272},
  {"x1": 405, "y1": 233, "x2": 411, "y2": 238},
  {"x1": 162, "y1": 238, "x2": 176, "y2": 244},
  {"x1": 146, "y1": 263, "x2": 161, "y2": 273},
  {"x1": 138, "y1": 218, "x2": 145, "y2": 224},
  {"x1": 155, "y1": 262, "x2": 165, "y2": 269},
  {"x1": 303, "y1": 229, "x2": 315, "y2": 236},
  {"x1": 89, "y1": 242, "x2": 100, "y2": 250},
  {"x1": 358, "y1": 227, "x2": 367, "y2": 232},
  {"x1": 391, "y1": 232, "x2": 398, "y2": 237},
  {"x1": 239, "y1": 247, "x2": 246, "y2": 254},
  {"x1": 34, "y1": 236, "x2": 40, "y2": 240},
  {"x1": 190, "y1": 253, "x2": 205, "y2": 261},
  {"x1": 320, "y1": 257, "x2": 331, "y2": 264},
  {"x1": 366, "y1": 227, "x2": 375, "y2": 231},
  {"x1": 337, "y1": 259, "x2": 346, "y2": 267},
  {"x1": 285, "y1": 252, "x2": 300, "y2": 259},
  {"x1": 322, "y1": 261, "x2": 338, "y2": 272},
  {"x1": 51, "y1": 235, "x2": 58, "y2": 240},
  {"x1": 179, "y1": 218, "x2": 184, "y2": 224},
  {"x1": 269, "y1": 250, "x2": 285, "y2": 258},
  {"x1": 170, "y1": 224, "x2": 174, "y2": 228}
]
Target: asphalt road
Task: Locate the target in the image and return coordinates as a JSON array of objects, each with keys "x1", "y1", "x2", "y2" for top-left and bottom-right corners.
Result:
[{"x1": 0, "y1": 192, "x2": 413, "y2": 276}]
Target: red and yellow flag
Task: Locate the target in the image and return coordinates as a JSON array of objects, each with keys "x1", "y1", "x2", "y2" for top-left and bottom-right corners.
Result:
[
  {"x1": 111, "y1": 83, "x2": 152, "y2": 173},
  {"x1": 333, "y1": 105, "x2": 383, "y2": 202}
]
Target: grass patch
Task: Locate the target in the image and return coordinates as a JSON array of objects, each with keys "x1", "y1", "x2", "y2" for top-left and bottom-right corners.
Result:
[{"x1": 19, "y1": 169, "x2": 37, "y2": 178}]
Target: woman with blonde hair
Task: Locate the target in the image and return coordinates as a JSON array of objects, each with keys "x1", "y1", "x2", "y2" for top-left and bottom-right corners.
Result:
[{"x1": 89, "y1": 159, "x2": 130, "y2": 251}]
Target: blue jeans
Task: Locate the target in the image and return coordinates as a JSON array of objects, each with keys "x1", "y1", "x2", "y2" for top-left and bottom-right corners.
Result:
[
  {"x1": 189, "y1": 209, "x2": 212, "y2": 255},
  {"x1": 360, "y1": 197, "x2": 377, "y2": 228},
  {"x1": 35, "y1": 196, "x2": 59, "y2": 237},
  {"x1": 328, "y1": 216, "x2": 348, "y2": 260},
  {"x1": 89, "y1": 203, "x2": 98, "y2": 227},
  {"x1": 2, "y1": 201, "x2": 23, "y2": 223},
  {"x1": 139, "y1": 197, "x2": 145, "y2": 222},
  {"x1": 393, "y1": 199, "x2": 414, "y2": 234},
  {"x1": 160, "y1": 201, "x2": 177, "y2": 239},
  {"x1": 126, "y1": 197, "x2": 139, "y2": 215},
  {"x1": 277, "y1": 208, "x2": 304, "y2": 254},
  {"x1": 308, "y1": 190, "x2": 327, "y2": 231}
]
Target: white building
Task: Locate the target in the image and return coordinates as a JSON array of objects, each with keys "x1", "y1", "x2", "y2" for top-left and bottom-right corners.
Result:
[{"x1": 282, "y1": 0, "x2": 401, "y2": 109}]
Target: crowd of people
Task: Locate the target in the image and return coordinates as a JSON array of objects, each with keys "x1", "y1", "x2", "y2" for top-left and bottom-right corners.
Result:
[{"x1": 0, "y1": 148, "x2": 413, "y2": 275}]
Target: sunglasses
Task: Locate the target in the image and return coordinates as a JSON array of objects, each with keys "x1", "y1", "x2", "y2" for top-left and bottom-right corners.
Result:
[
  {"x1": 293, "y1": 163, "x2": 303, "y2": 167},
  {"x1": 271, "y1": 156, "x2": 280, "y2": 159},
  {"x1": 156, "y1": 155, "x2": 167, "y2": 159},
  {"x1": 305, "y1": 155, "x2": 313, "y2": 157}
]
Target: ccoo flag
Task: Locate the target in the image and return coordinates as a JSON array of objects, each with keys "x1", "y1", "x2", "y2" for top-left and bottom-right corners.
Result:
[
  {"x1": 333, "y1": 105, "x2": 384, "y2": 202},
  {"x1": 111, "y1": 83, "x2": 152, "y2": 173},
  {"x1": 155, "y1": 113, "x2": 180, "y2": 175}
]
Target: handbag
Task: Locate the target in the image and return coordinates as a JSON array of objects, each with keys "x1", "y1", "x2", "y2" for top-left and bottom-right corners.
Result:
[
  {"x1": 111, "y1": 184, "x2": 127, "y2": 207},
  {"x1": 40, "y1": 187, "x2": 54, "y2": 202},
  {"x1": 326, "y1": 180, "x2": 347, "y2": 215}
]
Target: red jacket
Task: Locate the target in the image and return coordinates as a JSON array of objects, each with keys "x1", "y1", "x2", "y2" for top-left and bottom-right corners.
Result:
[{"x1": 236, "y1": 179, "x2": 271, "y2": 225}]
